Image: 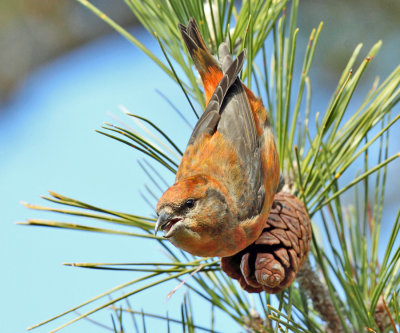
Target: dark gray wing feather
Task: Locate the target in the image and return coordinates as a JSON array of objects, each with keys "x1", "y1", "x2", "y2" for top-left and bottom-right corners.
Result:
[
  {"x1": 187, "y1": 50, "x2": 246, "y2": 145},
  {"x1": 218, "y1": 42, "x2": 233, "y2": 73},
  {"x1": 216, "y1": 78, "x2": 263, "y2": 216},
  {"x1": 218, "y1": 43, "x2": 264, "y2": 215}
]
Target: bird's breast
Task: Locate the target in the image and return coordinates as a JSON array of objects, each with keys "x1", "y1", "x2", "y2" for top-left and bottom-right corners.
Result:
[{"x1": 176, "y1": 132, "x2": 251, "y2": 216}]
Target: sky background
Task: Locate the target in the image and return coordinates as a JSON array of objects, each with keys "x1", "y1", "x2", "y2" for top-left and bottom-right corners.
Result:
[
  {"x1": 1, "y1": 27, "x2": 211, "y2": 332},
  {"x1": 1, "y1": 1, "x2": 400, "y2": 332}
]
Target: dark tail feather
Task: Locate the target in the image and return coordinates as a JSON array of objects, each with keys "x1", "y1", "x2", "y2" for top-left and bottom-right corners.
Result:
[
  {"x1": 178, "y1": 18, "x2": 220, "y2": 79},
  {"x1": 179, "y1": 18, "x2": 223, "y2": 104}
]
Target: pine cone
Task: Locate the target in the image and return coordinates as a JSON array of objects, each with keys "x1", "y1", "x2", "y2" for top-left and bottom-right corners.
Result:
[{"x1": 221, "y1": 191, "x2": 312, "y2": 293}]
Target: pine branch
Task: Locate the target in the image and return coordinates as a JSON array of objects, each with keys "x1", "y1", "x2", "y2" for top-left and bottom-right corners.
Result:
[
  {"x1": 296, "y1": 260, "x2": 345, "y2": 333},
  {"x1": 21, "y1": 0, "x2": 400, "y2": 332}
]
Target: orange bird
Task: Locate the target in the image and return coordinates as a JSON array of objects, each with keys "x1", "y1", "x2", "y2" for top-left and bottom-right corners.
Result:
[{"x1": 155, "y1": 19, "x2": 280, "y2": 257}]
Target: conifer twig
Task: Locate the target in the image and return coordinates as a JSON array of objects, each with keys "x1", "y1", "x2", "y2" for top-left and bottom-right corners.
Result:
[{"x1": 296, "y1": 260, "x2": 344, "y2": 333}]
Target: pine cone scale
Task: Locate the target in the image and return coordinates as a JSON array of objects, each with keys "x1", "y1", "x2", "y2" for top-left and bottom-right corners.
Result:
[
  {"x1": 286, "y1": 230, "x2": 300, "y2": 253},
  {"x1": 266, "y1": 214, "x2": 287, "y2": 229},
  {"x1": 255, "y1": 231, "x2": 280, "y2": 246},
  {"x1": 270, "y1": 228, "x2": 291, "y2": 247},
  {"x1": 274, "y1": 247, "x2": 290, "y2": 267},
  {"x1": 281, "y1": 214, "x2": 301, "y2": 237}
]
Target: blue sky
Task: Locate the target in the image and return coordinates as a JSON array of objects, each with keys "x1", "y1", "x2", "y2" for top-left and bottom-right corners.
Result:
[{"x1": 0, "y1": 27, "x2": 235, "y2": 332}]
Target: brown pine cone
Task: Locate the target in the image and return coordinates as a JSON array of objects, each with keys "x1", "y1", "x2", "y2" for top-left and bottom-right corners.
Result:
[{"x1": 221, "y1": 191, "x2": 312, "y2": 293}]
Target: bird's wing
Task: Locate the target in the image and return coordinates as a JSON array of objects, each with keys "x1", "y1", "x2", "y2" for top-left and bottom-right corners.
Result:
[
  {"x1": 218, "y1": 42, "x2": 233, "y2": 73},
  {"x1": 216, "y1": 77, "x2": 264, "y2": 218},
  {"x1": 187, "y1": 50, "x2": 246, "y2": 145},
  {"x1": 216, "y1": 43, "x2": 264, "y2": 212}
]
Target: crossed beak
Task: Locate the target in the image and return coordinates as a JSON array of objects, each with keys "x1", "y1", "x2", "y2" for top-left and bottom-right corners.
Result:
[{"x1": 154, "y1": 209, "x2": 172, "y2": 235}]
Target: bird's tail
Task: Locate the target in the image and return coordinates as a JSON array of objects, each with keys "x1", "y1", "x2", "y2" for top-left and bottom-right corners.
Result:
[{"x1": 178, "y1": 18, "x2": 223, "y2": 105}]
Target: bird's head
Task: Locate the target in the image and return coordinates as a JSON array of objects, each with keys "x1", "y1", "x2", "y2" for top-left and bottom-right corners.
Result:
[{"x1": 155, "y1": 175, "x2": 236, "y2": 257}]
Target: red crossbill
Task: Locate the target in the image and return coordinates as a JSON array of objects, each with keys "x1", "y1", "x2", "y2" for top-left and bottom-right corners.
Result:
[{"x1": 155, "y1": 18, "x2": 280, "y2": 257}]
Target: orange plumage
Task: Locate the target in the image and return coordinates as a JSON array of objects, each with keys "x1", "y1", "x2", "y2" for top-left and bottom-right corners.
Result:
[{"x1": 155, "y1": 19, "x2": 280, "y2": 257}]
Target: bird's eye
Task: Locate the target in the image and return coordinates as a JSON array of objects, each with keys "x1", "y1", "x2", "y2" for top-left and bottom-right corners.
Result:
[{"x1": 185, "y1": 199, "x2": 195, "y2": 209}]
